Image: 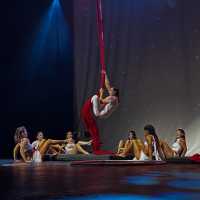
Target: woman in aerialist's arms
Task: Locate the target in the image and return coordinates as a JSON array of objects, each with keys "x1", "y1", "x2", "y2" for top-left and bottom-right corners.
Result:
[
  {"x1": 92, "y1": 72, "x2": 119, "y2": 118},
  {"x1": 81, "y1": 71, "x2": 119, "y2": 153}
]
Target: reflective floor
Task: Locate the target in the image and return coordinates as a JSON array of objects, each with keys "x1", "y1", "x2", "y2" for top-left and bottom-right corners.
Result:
[{"x1": 0, "y1": 160, "x2": 200, "y2": 200}]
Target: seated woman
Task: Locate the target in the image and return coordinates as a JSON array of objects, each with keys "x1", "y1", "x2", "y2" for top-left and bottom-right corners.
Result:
[
  {"x1": 116, "y1": 130, "x2": 137, "y2": 158},
  {"x1": 62, "y1": 131, "x2": 92, "y2": 155},
  {"x1": 143, "y1": 125, "x2": 165, "y2": 160},
  {"x1": 116, "y1": 130, "x2": 147, "y2": 160},
  {"x1": 13, "y1": 126, "x2": 33, "y2": 162},
  {"x1": 160, "y1": 128, "x2": 187, "y2": 159},
  {"x1": 32, "y1": 131, "x2": 67, "y2": 161}
]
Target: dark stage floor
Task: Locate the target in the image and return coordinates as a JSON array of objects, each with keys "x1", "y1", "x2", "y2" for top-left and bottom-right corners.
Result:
[{"x1": 1, "y1": 160, "x2": 200, "y2": 200}]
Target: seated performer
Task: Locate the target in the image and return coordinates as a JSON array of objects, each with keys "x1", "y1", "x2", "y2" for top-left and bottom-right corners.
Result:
[
  {"x1": 160, "y1": 128, "x2": 187, "y2": 158},
  {"x1": 143, "y1": 125, "x2": 165, "y2": 160},
  {"x1": 62, "y1": 131, "x2": 92, "y2": 155},
  {"x1": 13, "y1": 126, "x2": 33, "y2": 162},
  {"x1": 116, "y1": 130, "x2": 137, "y2": 158},
  {"x1": 116, "y1": 130, "x2": 149, "y2": 161},
  {"x1": 32, "y1": 131, "x2": 67, "y2": 161},
  {"x1": 81, "y1": 72, "x2": 119, "y2": 154}
]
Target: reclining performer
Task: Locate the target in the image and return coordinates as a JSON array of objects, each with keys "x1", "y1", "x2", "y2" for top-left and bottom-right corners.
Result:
[
  {"x1": 32, "y1": 131, "x2": 67, "y2": 161},
  {"x1": 13, "y1": 126, "x2": 33, "y2": 162},
  {"x1": 81, "y1": 72, "x2": 119, "y2": 153},
  {"x1": 143, "y1": 125, "x2": 165, "y2": 160},
  {"x1": 160, "y1": 128, "x2": 187, "y2": 159},
  {"x1": 62, "y1": 131, "x2": 92, "y2": 155}
]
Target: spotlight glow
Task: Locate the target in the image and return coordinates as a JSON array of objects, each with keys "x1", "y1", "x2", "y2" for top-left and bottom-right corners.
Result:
[{"x1": 25, "y1": 0, "x2": 70, "y2": 79}]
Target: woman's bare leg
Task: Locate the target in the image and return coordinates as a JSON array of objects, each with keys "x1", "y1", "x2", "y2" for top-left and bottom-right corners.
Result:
[
  {"x1": 76, "y1": 142, "x2": 90, "y2": 155},
  {"x1": 39, "y1": 139, "x2": 65, "y2": 157},
  {"x1": 132, "y1": 140, "x2": 142, "y2": 160},
  {"x1": 160, "y1": 140, "x2": 174, "y2": 159},
  {"x1": 119, "y1": 140, "x2": 133, "y2": 157},
  {"x1": 13, "y1": 143, "x2": 20, "y2": 161},
  {"x1": 47, "y1": 144, "x2": 64, "y2": 155},
  {"x1": 117, "y1": 140, "x2": 124, "y2": 154}
]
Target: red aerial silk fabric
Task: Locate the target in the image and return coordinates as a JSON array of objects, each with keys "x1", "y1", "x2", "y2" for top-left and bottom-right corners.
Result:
[
  {"x1": 81, "y1": 0, "x2": 113, "y2": 155},
  {"x1": 96, "y1": 0, "x2": 106, "y2": 89},
  {"x1": 189, "y1": 154, "x2": 200, "y2": 163}
]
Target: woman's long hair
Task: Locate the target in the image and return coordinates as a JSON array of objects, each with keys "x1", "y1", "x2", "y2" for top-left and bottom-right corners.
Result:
[
  {"x1": 128, "y1": 129, "x2": 136, "y2": 140},
  {"x1": 144, "y1": 125, "x2": 165, "y2": 159},
  {"x1": 14, "y1": 126, "x2": 27, "y2": 144},
  {"x1": 176, "y1": 128, "x2": 186, "y2": 156},
  {"x1": 113, "y1": 88, "x2": 120, "y2": 102},
  {"x1": 176, "y1": 128, "x2": 186, "y2": 140}
]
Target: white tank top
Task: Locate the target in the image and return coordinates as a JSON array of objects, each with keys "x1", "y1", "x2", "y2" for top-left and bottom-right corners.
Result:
[
  {"x1": 91, "y1": 95, "x2": 118, "y2": 118},
  {"x1": 32, "y1": 140, "x2": 40, "y2": 150},
  {"x1": 65, "y1": 143, "x2": 76, "y2": 154},
  {"x1": 100, "y1": 101, "x2": 118, "y2": 118},
  {"x1": 172, "y1": 139, "x2": 181, "y2": 154}
]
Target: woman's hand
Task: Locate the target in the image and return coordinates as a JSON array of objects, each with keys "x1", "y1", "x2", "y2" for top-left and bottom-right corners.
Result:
[
  {"x1": 99, "y1": 88, "x2": 104, "y2": 100},
  {"x1": 99, "y1": 88, "x2": 103, "y2": 94},
  {"x1": 87, "y1": 140, "x2": 93, "y2": 146}
]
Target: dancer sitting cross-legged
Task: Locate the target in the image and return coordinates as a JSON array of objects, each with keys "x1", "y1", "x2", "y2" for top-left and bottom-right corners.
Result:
[
  {"x1": 81, "y1": 72, "x2": 119, "y2": 154},
  {"x1": 160, "y1": 128, "x2": 187, "y2": 159}
]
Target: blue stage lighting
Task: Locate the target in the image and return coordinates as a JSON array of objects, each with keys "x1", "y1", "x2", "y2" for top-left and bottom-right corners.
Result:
[{"x1": 25, "y1": 0, "x2": 71, "y2": 79}]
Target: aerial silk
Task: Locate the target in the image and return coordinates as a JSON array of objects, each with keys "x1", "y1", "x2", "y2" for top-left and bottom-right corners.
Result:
[
  {"x1": 81, "y1": 0, "x2": 112, "y2": 155},
  {"x1": 96, "y1": 0, "x2": 106, "y2": 88}
]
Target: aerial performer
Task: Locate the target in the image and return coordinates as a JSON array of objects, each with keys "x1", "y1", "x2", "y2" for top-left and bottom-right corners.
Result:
[
  {"x1": 81, "y1": 0, "x2": 119, "y2": 154},
  {"x1": 81, "y1": 72, "x2": 119, "y2": 154}
]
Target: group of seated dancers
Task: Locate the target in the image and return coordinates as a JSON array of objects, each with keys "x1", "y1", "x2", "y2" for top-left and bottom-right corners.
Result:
[
  {"x1": 13, "y1": 71, "x2": 187, "y2": 162},
  {"x1": 116, "y1": 125, "x2": 187, "y2": 160},
  {"x1": 13, "y1": 126, "x2": 92, "y2": 163},
  {"x1": 13, "y1": 124, "x2": 187, "y2": 163}
]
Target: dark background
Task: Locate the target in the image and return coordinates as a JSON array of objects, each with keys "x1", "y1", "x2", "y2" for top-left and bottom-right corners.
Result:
[
  {"x1": 74, "y1": 0, "x2": 200, "y2": 155},
  {"x1": 1, "y1": 0, "x2": 200, "y2": 158},
  {"x1": 0, "y1": 0, "x2": 74, "y2": 158}
]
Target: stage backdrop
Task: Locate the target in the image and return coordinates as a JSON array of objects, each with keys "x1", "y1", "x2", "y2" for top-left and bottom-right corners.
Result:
[{"x1": 73, "y1": 0, "x2": 200, "y2": 155}]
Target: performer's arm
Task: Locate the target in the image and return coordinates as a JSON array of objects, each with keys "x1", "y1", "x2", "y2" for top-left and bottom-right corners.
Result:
[
  {"x1": 13, "y1": 143, "x2": 20, "y2": 161},
  {"x1": 99, "y1": 88, "x2": 104, "y2": 102},
  {"x1": 78, "y1": 140, "x2": 92, "y2": 146},
  {"x1": 98, "y1": 103, "x2": 112, "y2": 117},
  {"x1": 105, "y1": 73, "x2": 112, "y2": 94}
]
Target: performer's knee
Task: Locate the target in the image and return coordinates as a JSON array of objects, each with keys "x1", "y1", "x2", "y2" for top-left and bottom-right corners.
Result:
[{"x1": 46, "y1": 139, "x2": 52, "y2": 145}]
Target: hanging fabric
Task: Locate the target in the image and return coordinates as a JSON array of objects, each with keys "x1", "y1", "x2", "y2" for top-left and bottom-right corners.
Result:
[{"x1": 96, "y1": 0, "x2": 106, "y2": 88}]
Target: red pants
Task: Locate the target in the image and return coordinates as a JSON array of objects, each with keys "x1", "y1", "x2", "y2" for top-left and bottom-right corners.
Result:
[{"x1": 81, "y1": 97, "x2": 101, "y2": 152}]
